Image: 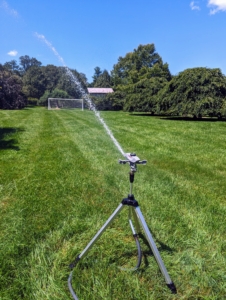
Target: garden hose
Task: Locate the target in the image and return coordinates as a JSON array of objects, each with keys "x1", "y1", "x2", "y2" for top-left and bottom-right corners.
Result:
[{"x1": 68, "y1": 234, "x2": 142, "y2": 300}]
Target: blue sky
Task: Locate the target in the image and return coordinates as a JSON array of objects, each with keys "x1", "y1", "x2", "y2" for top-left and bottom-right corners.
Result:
[{"x1": 1, "y1": 0, "x2": 226, "y2": 82}]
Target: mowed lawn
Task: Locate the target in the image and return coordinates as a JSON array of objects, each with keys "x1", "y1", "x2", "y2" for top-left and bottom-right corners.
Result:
[{"x1": 0, "y1": 107, "x2": 225, "y2": 299}]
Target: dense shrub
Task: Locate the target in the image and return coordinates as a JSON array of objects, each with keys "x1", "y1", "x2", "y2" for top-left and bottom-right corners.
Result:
[{"x1": 0, "y1": 70, "x2": 27, "y2": 109}]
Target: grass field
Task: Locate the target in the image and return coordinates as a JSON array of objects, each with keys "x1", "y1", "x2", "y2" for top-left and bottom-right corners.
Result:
[{"x1": 0, "y1": 107, "x2": 226, "y2": 299}]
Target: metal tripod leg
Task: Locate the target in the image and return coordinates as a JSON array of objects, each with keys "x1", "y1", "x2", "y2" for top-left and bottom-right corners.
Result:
[
  {"x1": 128, "y1": 206, "x2": 140, "y2": 235},
  {"x1": 118, "y1": 206, "x2": 142, "y2": 271},
  {"x1": 68, "y1": 203, "x2": 125, "y2": 300},
  {"x1": 134, "y1": 206, "x2": 177, "y2": 293},
  {"x1": 71, "y1": 203, "x2": 124, "y2": 265}
]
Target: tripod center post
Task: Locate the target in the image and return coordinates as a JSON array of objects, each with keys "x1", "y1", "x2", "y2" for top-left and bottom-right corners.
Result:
[{"x1": 130, "y1": 171, "x2": 135, "y2": 183}]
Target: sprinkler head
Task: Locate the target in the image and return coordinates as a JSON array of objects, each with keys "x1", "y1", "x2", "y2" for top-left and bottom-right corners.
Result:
[{"x1": 119, "y1": 153, "x2": 147, "y2": 172}]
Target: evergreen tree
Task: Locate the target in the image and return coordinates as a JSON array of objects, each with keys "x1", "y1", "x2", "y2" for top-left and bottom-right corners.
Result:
[
  {"x1": 157, "y1": 67, "x2": 226, "y2": 117},
  {"x1": 91, "y1": 66, "x2": 102, "y2": 86},
  {"x1": 94, "y1": 70, "x2": 112, "y2": 87}
]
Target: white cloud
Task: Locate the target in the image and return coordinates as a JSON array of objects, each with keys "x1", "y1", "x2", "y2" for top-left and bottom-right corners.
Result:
[
  {"x1": 190, "y1": 1, "x2": 200, "y2": 10},
  {"x1": 1, "y1": 0, "x2": 18, "y2": 17},
  {"x1": 208, "y1": 0, "x2": 226, "y2": 14},
  {"x1": 7, "y1": 50, "x2": 18, "y2": 56}
]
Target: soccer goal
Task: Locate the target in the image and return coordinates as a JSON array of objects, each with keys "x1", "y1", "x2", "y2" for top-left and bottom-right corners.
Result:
[{"x1": 48, "y1": 98, "x2": 85, "y2": 110}]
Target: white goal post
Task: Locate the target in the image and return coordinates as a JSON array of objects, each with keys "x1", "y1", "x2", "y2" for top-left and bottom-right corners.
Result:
[{"x1": 48, "y1": 98, "x2": 84, "y2": 110}]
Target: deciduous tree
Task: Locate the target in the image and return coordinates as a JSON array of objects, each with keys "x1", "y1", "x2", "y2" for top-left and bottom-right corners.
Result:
[
  {"x1": 3, "y1": 60, "x2": 21, "y2": 75},
  {"x1": 56, "y1": 68, "x2": 87, "y2": 99},
  {"x1": 111, "y1": 44, "x2": 171, "y2": 112},
  {"x1": 112, "y1": 44, "x2": 163, "y2": 86},
  {"x1": 22, "y1": 66, "x2": 46, "y2": 99},
  {"x1": 19, "y1": 55, "x2": 42, "y2": 73}
]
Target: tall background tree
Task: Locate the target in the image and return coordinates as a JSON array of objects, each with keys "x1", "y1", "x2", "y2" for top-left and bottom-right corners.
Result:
[
  {"x1": 22, "y1": 66, "x2": 46, "y2": 99},
  {"x1": 89, "y1": 67, "x2": 112, "y2": 88},
  {"x1": 19, "y1": 55, "x2": 42, "y2": 73},
  {"x1": 90, "y1": 66, "x2": 102, "y2": 87},
  {"x1": 111, "y1": 44, "x2": 171, "y2": 112},
  {"x1": 3, "y1": 60, "x2": 21, "y2": 75},
  {"x1": 42, "y1": 65, "x2": 62, "y2": 92},
  {"x1": 94, "y1": 70, "x2": 112, "y2": 87}
]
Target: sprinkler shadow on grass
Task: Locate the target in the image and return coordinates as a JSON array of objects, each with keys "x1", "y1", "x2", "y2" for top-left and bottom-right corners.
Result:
[
  {"x1": 111, "y1": 231, "x2": 175, "y2": 271},
  {"x1": 0, "y1": 127, "x2": 24, "y2": 150},
  {"x1": 138, "y1": 232, "x2": 175, "y2": 269}
]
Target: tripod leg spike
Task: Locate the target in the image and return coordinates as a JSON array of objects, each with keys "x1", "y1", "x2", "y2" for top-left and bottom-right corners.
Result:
[{"x1": 167, "y1": 282, "x2": 177, "y2": 294}]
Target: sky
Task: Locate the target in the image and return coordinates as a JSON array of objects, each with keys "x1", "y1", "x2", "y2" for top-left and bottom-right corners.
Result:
[{"x1": 1, "y1": 0, "x2": 226, "y2": 82}]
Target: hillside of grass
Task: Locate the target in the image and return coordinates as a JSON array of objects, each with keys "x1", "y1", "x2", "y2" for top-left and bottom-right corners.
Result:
[{"x1": 0, "y1": 107, "x2": 225, "y2": 299}]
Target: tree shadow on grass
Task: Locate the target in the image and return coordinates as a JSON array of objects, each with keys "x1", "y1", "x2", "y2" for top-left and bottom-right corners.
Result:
[
  {"x1": 24, "y1": 105, "x2": 39, "y2": 109},
  {"x1": 160, "y1": 116, "x2": 226, "y2": 122},
  {"x1": 129, "y1": 113, "x2": 160, "y2": 117},
  {"x1": 129, "y1": 113, "x2": 226, "y2": 122},
  {"x1": 0, "y1": 128, "x2": 24, "y2": 150}
]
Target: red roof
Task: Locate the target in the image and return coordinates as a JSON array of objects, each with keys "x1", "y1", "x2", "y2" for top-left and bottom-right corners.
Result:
[{"x1": 87, "y1": 88, "x2": 114, "y2": 94}]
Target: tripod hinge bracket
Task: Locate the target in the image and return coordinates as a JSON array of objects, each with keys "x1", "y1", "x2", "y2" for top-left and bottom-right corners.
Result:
[
  {"x1": 122, "y1": 196, "x2": 139, "y2": 207},
  {"x1": 69, "y1": 255, "x2": 80, "y2": 269}
]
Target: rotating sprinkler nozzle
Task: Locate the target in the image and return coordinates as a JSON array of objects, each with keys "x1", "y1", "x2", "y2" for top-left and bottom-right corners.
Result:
[{"x1": 119, "y1": 153, "x2": 147, "y2": 172}]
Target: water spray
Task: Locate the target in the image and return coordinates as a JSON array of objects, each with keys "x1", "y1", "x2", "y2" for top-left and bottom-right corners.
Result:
[{"x1": 34, "y1": 32, "x2": 124, "y2": 156}]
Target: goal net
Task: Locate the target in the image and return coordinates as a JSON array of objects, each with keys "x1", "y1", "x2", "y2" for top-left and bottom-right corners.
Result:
[{"x1": 48, "y1": 98, "x2": 85, "y2": 110}]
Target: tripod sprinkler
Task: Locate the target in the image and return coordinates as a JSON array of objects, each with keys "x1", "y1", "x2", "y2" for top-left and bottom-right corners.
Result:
[{"x1": 68, "y1": 152, "x2": 176, "y2": 299}]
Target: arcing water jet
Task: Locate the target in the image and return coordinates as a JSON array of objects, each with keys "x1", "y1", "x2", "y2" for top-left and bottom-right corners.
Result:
[{"x1": 35, "y1": 32, "x2": 125, "y2": 156}]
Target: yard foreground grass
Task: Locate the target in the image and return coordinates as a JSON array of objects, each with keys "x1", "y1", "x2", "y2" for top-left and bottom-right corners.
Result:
[{"x1": 0, "y1": 107, "x2": 225, "y2": 299}]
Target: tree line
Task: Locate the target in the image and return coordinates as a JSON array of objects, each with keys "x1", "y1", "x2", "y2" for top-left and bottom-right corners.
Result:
[
  {"x1": 1, "y1": 46, "x2": 226, "y2": 118},
  {"x1": 107, "y1": 44, "x2": 226, "y2": 118},
  {"x1": 0, "y1": 55, "x2": 87, "y2": 109}
]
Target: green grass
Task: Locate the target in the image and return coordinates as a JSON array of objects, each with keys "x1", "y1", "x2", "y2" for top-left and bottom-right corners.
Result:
[{"x1": 0, "y1": 107, "x2": 226, "y2": 299}]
